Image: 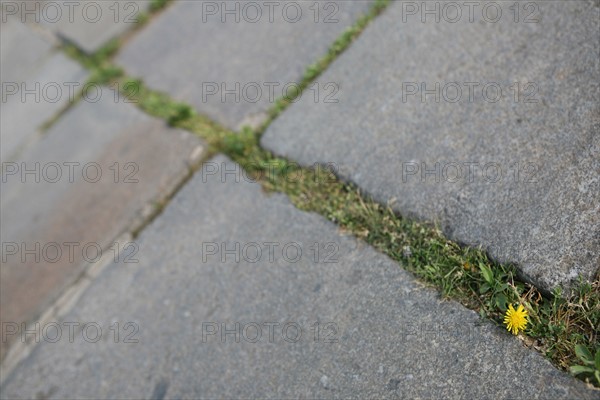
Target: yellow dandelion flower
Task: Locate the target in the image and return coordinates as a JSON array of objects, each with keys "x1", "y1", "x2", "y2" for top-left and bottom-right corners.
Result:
[{"x1": 504, "y1": 304, "x2": 528, "y2": 335}]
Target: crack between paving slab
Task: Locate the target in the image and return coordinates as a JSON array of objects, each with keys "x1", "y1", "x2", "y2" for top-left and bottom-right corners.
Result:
[
  {"x1": 0, "y1": 0, "x2": 389, "y2": 373},
  {"x1": 4, "y1": 0, "x2": 598, "y2": 388},
  {"x1": 5, "y1": 0, "x2": 178, "y2": 158},
  {"x1": 0, "y1": 233, "x2": 131, "y2": 384},
  {"x1": 0, "y1": 143, "x2": 208, "y2": 381}
]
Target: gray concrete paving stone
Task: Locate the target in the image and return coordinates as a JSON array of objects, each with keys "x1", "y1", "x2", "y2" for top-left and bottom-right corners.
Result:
[
  {"x1": 0, "y1": 93, "x2": 203, "y2": 360},
  {"x1": 116, "y1": 0, "x2": 375, "y2": 130},
  {"x1": 1, "y1": 17, "x2": 54, "y2": 83},
  {"x1": 2, "y1": 1, "x2": 149, "y2": 53},
  {"x1": 261, "y1": 0, "x2": 600, "y2": 293},
  {"x1": 1, "y1": 18, "x2": 88, "y2": 161},
  {"x1": 0, "y1": 156, "x2": 595, "y2": 399}
]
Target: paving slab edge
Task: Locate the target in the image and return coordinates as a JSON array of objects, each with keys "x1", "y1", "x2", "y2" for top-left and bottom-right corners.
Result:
[
  {"x1": 0, "y1": 234, "x2": 131, "y2": 384},
  {"x1": 0, "y1": 142, "x2": 207, "y2": 380}
]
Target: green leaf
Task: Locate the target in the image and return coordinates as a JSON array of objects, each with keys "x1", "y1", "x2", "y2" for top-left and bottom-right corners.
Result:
[
  {"x1": 479, "y1": 263, "x2": 494, "y2": 285},
  {"x1": 595, "y1": 349, "x2": 600, "y2": 371},
  {"x1": 569, "y1": 365, "x2": 594, "y2": 375},
  {"x1": 480, "y1": 283, "x2": 490, "y2": 294},
  {"x1": 575, "y1": 345, "x2": 593, "y2": 364},
  {"x1": 495, "y1": 294, "x2": 508, "y2": 311}
]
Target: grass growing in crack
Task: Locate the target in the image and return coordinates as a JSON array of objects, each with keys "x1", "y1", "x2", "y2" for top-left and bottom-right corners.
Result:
[
  {"x1": 38, "y1": 40, "x2": 124, "y2": 132},
  {"x1": 50, "y1": 0, "x2": 177, "y2": 127},
  {"x1": 63, "y1": 39, "x2": 120, "y2": 71},
  {"x1": 571, "y1": 344, "x2": 600, "y2": 385},
  {"x1": 136, "y1": 0, "x2": 173, "y2": 27},
  {"x1": 56, "y1": 0, "x2": 598, "y2": 387},
  {"x1": 114, "y1": 77, "x2": 221, "y2": 132},
  {"x1": 255, "y1": 0, "x2": 391, "y2": 135},
  {"x1": 225, "y1": 138, "x2": 599, "y2": 386},
  {"x1": 191, "y1": 126, "x2": 599, "y2": 383},
  {"x1": 178, "y1": 114, "x2": 600, "y2": 384},
  {"x1": 152, "y1": 97, "x2": 600, "y2": 381},
  {"x1": 149, "y1": 0, "x2": 172, "y2": 12}
]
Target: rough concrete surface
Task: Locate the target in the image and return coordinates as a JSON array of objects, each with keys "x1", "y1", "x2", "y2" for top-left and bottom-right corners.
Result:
[
  {"x1": 2, "y1": 1, "x2": 149, "y2": 53},
  {"x1": 0, "y1": 94, "x2": 203, "y2": 361},
  {"x1": 1, "y1": 156, "x2": 595, "y2": 399},
  {"x1": 261, "y1": 1, "x2": 600, "y2": 293},
  {"x1": 116, "y1": 0, "x2": 375, "y2": 129},
  {"x1": 1, "y1": 18, "x2": 88, "y2": 161}
]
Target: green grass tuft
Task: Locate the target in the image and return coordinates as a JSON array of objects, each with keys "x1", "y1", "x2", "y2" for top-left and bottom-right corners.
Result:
[{"x1": 54, "y1": 0, "x2": 599, "y2": 387}]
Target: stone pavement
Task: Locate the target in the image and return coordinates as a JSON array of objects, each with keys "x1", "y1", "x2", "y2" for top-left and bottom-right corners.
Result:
[
  {"x1": 116, "y1": 0, "x2": 374, "y2": 130},
  {"x1": 1, "y1": 86, "x2": 203, "y2": 359},
  {"x1": 0, "y1": 156, "x2": 596, "y2": 399},
  {"x1": 261, "y1": 0, "x2": 600, "y2": 294},
  {"x1": 1, "y1": 17, "x2": 88, "y2": 161},
  {"x1": 1, "y1": 1, "x2": 599, "y2": 398},
  {"x1": 2, "y1": 1, "x2": 149, "y2": 53}
]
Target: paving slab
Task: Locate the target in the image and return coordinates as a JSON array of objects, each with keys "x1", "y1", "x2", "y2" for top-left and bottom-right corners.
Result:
[
  {"x1": 0, "y1": 93, "x2": 203, "y2": 361},
  {"x1": 116, "y1": 0, "x2": 375, "y2": 130},
  {"x1": 2, "y1": 1, "x2": 148, "y2": 53},
  {"x1": 0, "y1": 18, "x2": 88, "y2": 161},
  {"x1": 261, "y1": 1, "x2": 600, "y2": 293},
  {"x1": 1, "y1": 17, "x2": 54, "y2": 83},
  {"x1": 1, "y1": 155, "x2": 596, "y2": 399}
]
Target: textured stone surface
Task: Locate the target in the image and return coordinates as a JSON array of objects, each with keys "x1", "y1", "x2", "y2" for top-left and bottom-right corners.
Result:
[
  {"x1": 116, "y1": 0, "x2": 374, "y2": 130},
  {"x1": 0, "y1": 18, "x2": 88, "y2": 161},
  {"x1": 1, "y1": 17, "x2": 54, "y2": 83},
  {"x1": 4, "y1": 1, "x2": 148, "y2": 53},
  {"x1": 0, "y1": 94, "x2": 203, "y2": 360},
  {"x1": 1, "y1": 156, "x2": 595, "y2": 399},
  {"x1": 45, "y1": 0, "x2": 148, "y2": 53},
  {"x1": 261, "y1": 1, "x2": 600, "y2": 293}
]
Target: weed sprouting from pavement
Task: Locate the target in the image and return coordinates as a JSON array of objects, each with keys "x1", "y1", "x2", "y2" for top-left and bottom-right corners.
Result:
[{"x1": 54, "y1": 0, "x2": 599, "y2": 387}]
